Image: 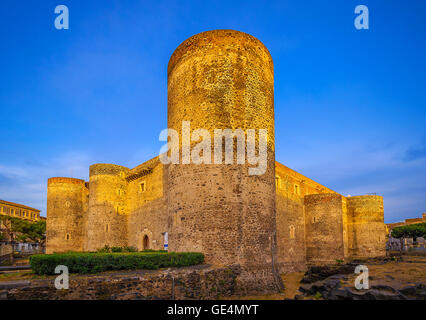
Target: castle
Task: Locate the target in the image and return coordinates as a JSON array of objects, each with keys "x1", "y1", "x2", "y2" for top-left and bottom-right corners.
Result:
[{"x1": 46, "y1": 30, "x2": 386, "y2": 291}]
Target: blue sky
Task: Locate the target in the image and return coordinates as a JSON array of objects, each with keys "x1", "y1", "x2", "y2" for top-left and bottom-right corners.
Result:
[{"x1": 0, "y1": 0, "x2": 425, "y2": 222}]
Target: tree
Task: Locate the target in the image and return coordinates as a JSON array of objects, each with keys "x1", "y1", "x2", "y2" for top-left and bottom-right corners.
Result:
[
  {"x1": 391, "y1": 223, "x2": 426, "y2": 241},
  {"x1": 0, "y1": 216, "x2": 46, "y2": 242}
]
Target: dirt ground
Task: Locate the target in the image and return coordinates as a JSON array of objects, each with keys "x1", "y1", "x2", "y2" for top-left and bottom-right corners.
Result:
[
  {"x1": 2, "y1": 254, "x2": 425, "y2": 300},
  {"x1": 225, "y1": 254, "x2": 426, "y2": 300},
  {"x1": 343, "y1": 255, "x2": 426, "y2": 290}
]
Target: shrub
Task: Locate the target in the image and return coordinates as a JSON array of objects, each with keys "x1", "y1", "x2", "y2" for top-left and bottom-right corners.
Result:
[
  {"x1": 97, "y1": 245, "x2": 140, "y2": 253},
  {"x1": 123, "y1": 246, "x2": 138, "y2": 252},
  {"x1": 96, "y1": 245, "x2": 110, "y2": 253},
  {"x1": 29, "y1": 252, "x2": 204, "y2": 275}
]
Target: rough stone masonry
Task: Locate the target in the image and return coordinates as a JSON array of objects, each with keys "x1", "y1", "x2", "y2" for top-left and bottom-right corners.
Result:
[{"x1": 46, "y1": 30, "x2": 387, "y2": 293}]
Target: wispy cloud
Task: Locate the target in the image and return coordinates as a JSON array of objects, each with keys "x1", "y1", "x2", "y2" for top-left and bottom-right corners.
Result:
[
  {"x1": 284, "y1": 140, "x2": 426, "y2": 223},
  {"x1": 403, "y1": 137, "x2": 426, "y2": 162},
  {"x1": 0, "y1": 152, "x2": 94, "y2": 217}
]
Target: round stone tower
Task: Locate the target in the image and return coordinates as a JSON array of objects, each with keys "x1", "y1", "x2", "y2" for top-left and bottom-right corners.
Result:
[
  {"x1": 46, "y1": 177, "x2": 88, "y2": 253},
  {"x1": 304, "y1": 193, "x2": 346, "y2": 265},
  {"x1": 347, "y1": 195, "x2": 386, "y2": 258},
  {"x1": 167, "y1": 30, "x2": 280, "y2": 292},
  {"x1": 85, "y1": 164, "x2": 129, "y2": 251}
]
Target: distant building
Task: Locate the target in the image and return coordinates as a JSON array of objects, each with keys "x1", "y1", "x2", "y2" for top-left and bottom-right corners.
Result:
[{"x1": 0, "y1": 200, "x2": 42, "y2": 222}]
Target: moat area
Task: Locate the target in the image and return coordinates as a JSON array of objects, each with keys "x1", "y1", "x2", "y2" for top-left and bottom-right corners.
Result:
[
  {"x1": 228, "y1": 254, "x2": 426, "y2": 300},
  {"x1": 0, "y1": 254, "x2": 425, "y2": 300}
]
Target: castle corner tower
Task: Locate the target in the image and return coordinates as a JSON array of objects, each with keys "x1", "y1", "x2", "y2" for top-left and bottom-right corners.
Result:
[{"x1": 167, "y1": 30, "x2": 280, "y2": 292}]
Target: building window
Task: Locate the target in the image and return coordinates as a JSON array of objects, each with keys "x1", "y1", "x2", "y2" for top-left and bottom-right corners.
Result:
[
  {"x1": 294, "y1": 184, "x2": 300, "y2": 195},
  {"x1": 312, "y1": 216, "x2": 317, "y2": 223},
  {"x1": 275, "y1": 176, "x2": 281, "y2": 189},
  {"x1": 139, "y1": 182, "x2": 146, "y2": 193},
  {"x1": 65, "y1": 233, "x2": 71, "y2": 241},
  {"x1": 289, "y1": 225, "x2": 295, "y2": 239},
  {"x1": 105, "y1": 224, "x2": 110, "y2": 232}
]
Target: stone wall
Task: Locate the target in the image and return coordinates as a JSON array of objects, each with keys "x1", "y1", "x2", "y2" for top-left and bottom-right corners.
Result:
[
  {"x1": 167, "y1": 30, "x2": 280, "y2": 292},
  {"x1": 0, "y1": 265, "x2": 243, "y2": 300},
  {"x1": 127, "y1": 160, "x2": 169, "y2": 251},
  {"x1": 85, "y1": 164, "x2": 130, "y2": 251},
  {"x1": 44, "y1": 29, "x2": 388, "y2": 279},
  {"x1": 0, "y1": 242, "x2": 13, "y2": 265},
  {"x1": 304, "y1": 193, "x2": 345, "y2": 265},
  {"x1": 275, "y1": 163, "x2": 340, "y2": 272},
  {"x1": 46, "y1": 178, "x2": 88, "y2": 253},
  {"x1": 347, "y1": 195, "x2": 386, "y2": 258},
  {"x1": 275, "y1": 164, "x2": 307, "y2": 273}
]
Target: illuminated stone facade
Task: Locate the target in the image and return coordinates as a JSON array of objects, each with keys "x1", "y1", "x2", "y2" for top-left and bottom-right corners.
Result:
[{"x1": 46, "y1": 30, "x2": 386, "y2": 289}]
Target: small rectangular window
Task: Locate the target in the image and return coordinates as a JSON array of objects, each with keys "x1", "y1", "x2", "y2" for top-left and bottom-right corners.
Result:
[
  {"x1": 275, "y1": 176, "x2": 281, "y2": 189},
  {"x1": 294, "y1": 184, "x2": 300, "y2": 195},
  {"x1": 290, "y1": 225, "x2": 295, "y2": 239},
  {"x1": 139, "y1": 182, "x2": 146, "y2": 193}
]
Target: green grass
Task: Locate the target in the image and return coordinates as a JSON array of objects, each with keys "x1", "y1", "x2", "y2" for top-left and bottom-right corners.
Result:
[{"x1": 30, "y1": 251, "x2": 204, "y2": 275}]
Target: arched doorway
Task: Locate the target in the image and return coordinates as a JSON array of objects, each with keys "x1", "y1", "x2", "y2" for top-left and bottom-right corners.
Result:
[{"x1": 143, "y1": 235, "x2": 150, "y2": 250}]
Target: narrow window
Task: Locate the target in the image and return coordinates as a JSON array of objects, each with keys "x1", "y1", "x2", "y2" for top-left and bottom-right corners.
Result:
[
  {"x1": 290, "y1": 225, "x2": 295, "y2": 239},
  {"x1": 65, "y1": 233, "x2": 71, "y2": 240},
  {"x1": 294, "y1": 184, "x2": 300, "y2": 195},
  {"x1": 139, "y1": 182, "x2": 146, "y2": 193},
  {"x1": 275, "y1": 176, "x2": 281, "y2": 189}
]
